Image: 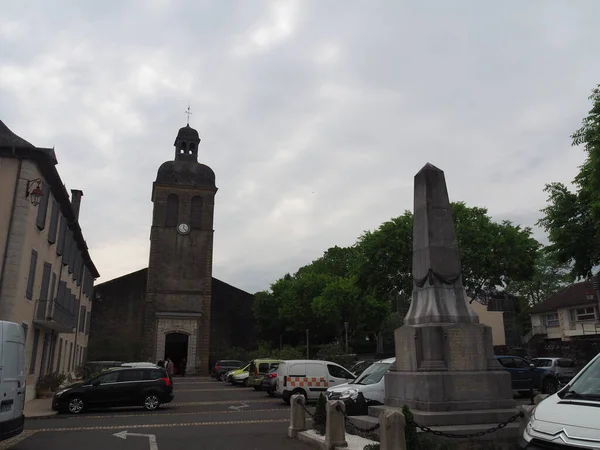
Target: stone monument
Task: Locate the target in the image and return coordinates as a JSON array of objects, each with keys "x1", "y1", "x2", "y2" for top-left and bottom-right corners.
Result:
[{"x1": 383, "y1": 163, "x2": 516, "y2": 427}]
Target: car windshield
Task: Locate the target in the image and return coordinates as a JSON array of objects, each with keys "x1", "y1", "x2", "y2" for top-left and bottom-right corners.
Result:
[
  {"x1": 352, "y1": 362, "x2": 392, "y2": 385},
  {"x1": 559, "y1": 356, "x2": 600, "y2": 400}
]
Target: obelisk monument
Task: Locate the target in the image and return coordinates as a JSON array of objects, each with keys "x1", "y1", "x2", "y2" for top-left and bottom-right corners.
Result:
[{"x1": 383, "y1": 163, "x2": 516, "y2": 426}]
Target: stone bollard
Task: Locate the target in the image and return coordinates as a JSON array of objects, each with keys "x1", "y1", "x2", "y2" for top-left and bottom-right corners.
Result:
[
  {"x1": 517, "y1": 405, "x2": 535, "y2": 446},
  {"x1": 288, "y1": 394, "x2": 307, "y2": 438},
  {"x1": 534, "y1": 394, "x2": 549, "y2": 405},
  {"x1": 380, "y1": 409, "x2": 407, "y2": 450},
  {"x1": 325, "y1": 400, "x2": 347, "y2": 449}
]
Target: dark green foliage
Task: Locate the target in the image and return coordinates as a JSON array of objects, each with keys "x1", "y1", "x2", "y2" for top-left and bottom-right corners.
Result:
[
  {"x1": 538, "y1": 85, "x2": 600, "y2": 279},
  {"x1": 313, "y1": 393, "x2": 327, "y2": 435},
  {"x1": 403, "y1": 405, "x2": 419, "y2": 450}
]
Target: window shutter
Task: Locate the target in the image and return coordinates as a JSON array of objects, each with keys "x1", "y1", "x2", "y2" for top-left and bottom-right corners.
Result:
[
  {"x1": 49, "y1": 273, "x2": 57, "y2": 302},
  {"x1": 40, "y1": 263, "x2": 51, "y2": 301},
  {"x1": 29, "y1": 329, "x2": 40, "y2": 375},
  {"x1": 26, "y1": 250, "x2": 38, "y2": 300},
  {"x1": 62, "y1": 229, "x2": 71, "y2": 266},
  {"x1": 191, "y1": 196, "x2": 203, "y2": 229},
  {"x1": 36, "y1": 181, "x2": 50, "y2": 230},
  {"x1": 57, "y1": 216, "x2": 66, "y2": 255},
  {"x1": 85, "y1": 311, "x2": 91, "y2": 335},
  {"x1": 48, "y1": 200, "x2": 60, "y2": 244},
  {"x1": 68, "y1": 234, "x2": 76, "y2": 274},
  {"x1": 166, "y1": 194, "x2": 179, "y2": 226}
]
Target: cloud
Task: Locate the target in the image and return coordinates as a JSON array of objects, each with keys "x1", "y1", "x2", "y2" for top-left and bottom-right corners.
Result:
[{"x1": 2, "y1": 0, "x2": 600, "y2": 294}]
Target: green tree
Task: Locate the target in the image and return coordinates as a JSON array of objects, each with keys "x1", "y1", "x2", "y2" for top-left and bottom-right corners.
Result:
[
  {"x1": 538, "y1": 85, "x2": 600, "y2": 279},
  {"x1": 356, "y1": 202, "x2": 540, "y2": 302}
]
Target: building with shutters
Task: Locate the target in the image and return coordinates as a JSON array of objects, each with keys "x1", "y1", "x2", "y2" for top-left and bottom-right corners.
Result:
[{"x1": 0, "y1": 120, "x2": 99, "y2": 402}]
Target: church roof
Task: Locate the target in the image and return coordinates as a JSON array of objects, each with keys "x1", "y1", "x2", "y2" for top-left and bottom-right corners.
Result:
[
  {"x1": 156, "y1": 160, "x2": 216, "y2": 188},
  {"x1": 174, "y1": 124, "x2": 200, "y2": 144},
  {"x1": 0, "y1": 120, "x2": 35, "y2": 148}
]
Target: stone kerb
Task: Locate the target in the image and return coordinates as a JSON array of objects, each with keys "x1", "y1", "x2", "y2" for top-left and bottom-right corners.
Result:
[{"x1": 288, "y1": 394, "x2": 307, "y2": 438}]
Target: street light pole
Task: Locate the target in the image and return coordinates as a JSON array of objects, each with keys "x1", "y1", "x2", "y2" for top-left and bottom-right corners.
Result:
[
  {"x1": 306, "y1": 329, "x2": 310, "y2": 359},
  {"x1": 344, "y1": 322, "x2": 349, "y2": 354}
]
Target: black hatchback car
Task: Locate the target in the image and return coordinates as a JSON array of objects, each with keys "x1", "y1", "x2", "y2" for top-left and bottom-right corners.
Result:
[{"x1": 52, "y1": 367, "x2": 174, "y2": 414}]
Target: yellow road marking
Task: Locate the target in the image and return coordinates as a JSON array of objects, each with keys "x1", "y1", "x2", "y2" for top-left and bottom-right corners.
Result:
[
  {"x1": 0, "y1": 429, "x2": 38, "y2": 449},
  {"x1": 34, "y1": 418, "x2": 289, "y2": 433},
  {"x1": 68, "y1": 408, "x2": 287, "y2": 420}
]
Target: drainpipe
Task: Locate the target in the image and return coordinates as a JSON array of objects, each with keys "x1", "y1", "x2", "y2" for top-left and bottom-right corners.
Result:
[{"x1": 0, "y1": 155, "x2": 22, "y2": 304}]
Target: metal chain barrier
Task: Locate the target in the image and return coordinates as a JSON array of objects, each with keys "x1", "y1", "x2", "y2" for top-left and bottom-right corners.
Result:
[
  {"x1": 301, "y1": 402, "x2": 315, "y2": 418},
  {"x1": 336, "y1": 404, "x2": 381, "y2": 434},
  {"x1": 407, "y1": 410, "x2": 525, "y2": 439}
]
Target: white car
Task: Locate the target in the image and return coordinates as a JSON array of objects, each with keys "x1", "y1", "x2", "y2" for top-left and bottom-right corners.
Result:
[
  {"x1": 326, "y1": 357, "x2": 395, "y2": 407},
  {"x1": 521, "y1": 352, "x2": 600, "y2": 448},
  {"x1": 232, "y1": 372, "x2": 249, "y2": 386}
]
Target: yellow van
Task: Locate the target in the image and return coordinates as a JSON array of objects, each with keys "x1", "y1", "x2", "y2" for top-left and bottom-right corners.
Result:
[{"x1": 248, "y1": 359, "x2": 282, "y2": 390}]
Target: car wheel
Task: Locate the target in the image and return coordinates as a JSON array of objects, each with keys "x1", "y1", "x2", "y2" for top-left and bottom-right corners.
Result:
[
  {"x1": 219, "y1": 373, "x2": 225, "y2": 381},
  {"x1": 68, "y1": 397, "x2": 85, "y2": 414},
  {"x1": 253, "y1": 386, "x2": 261, "y2": 391},
  {"x1": 143, "y1": 394, "x2": 160, "y2": 411},
  {"x1": 543, "y1": 378, "x2": 558, "y2": 395},
  {"x1": 267, "y1": 390, "x2": 275, "y2": 397}
]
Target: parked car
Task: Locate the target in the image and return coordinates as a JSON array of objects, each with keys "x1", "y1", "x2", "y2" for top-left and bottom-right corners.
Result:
[
  {"x1": 211, "y1": 360, "x2": 244, "y2": 380},
  {"x1": 225, "y1": 362, "x2": 250, "y2": 383},
  {"x1": 0, "y1": 321, "x2": 26, "y2": 441},
  {"x1": 495, "y1": 355, "x2": 560, "y2": 395},
  {"x1": 275, "y1": 359, "x2": 355, "y2": 404},
  {"x1": 52, "y1": 366, "x2": 174, "y2": 414},
  {"x1": 530, "y1": 357, "x2": 579, "y2": 383},
  {"x1": 259, "y1": 367, "x2": 278, "y2": 396},
  {"x1": 121, "y1": 362, "x2": 159, "y2": 368},
  {"x1": 326, "y1": 358, "x2": 395, "y2": 415},
  {"x1": 348, "y1": 361, "x2": 374, "y2": 378},
  {"x1": 521, "y1": 351, "x2": 600, "y2": 448},
  {"x1": 232, "y1": 371, "x2": 250, "y2": 386},
  {"x1": 248, "y1": 359, "x2": 282, "y2": 390}
]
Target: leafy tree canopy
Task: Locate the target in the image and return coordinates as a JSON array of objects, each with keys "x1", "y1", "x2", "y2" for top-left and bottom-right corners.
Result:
[{"x1": 538, "y1": 85, "x2": 600, "y2": 279}]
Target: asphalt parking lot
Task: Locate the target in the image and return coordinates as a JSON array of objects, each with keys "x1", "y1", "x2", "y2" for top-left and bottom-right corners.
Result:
[{"x1": 2, "y1": 377, "x2": 314, "y2": 450}]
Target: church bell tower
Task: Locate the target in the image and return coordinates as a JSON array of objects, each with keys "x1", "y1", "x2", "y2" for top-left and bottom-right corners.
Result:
[{"x1": 144, "y1": 121, "x2": 217, "y2": 375}]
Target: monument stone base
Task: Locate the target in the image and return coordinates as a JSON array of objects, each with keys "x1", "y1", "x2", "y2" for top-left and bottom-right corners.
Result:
[{"x1": 383, "y1": 322, "x2": 516, "y2": 427}]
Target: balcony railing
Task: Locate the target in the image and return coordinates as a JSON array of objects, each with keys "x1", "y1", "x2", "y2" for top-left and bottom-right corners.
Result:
[{"x1": 33, "y1": 299, "x2": 76, "y2": 333}]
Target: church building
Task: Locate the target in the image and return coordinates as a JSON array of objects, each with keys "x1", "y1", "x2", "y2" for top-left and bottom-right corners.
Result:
[{"x1": 89, "y1": 123, "x2": 256, "y2": 375}]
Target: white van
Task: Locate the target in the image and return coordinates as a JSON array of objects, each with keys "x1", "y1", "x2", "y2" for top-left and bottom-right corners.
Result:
[
  {"x1": 521, "y1": 352, "x2": 600, "y2": 448},
  {"x1": 0, "y1": 321, "x2": 26, "y2": 441},
  {"x1": 275, "y1": 359, "x2": 355, "y2": 404},
  {"x1": 325, "y1": 357, "x2": 395, "y2": 406}
]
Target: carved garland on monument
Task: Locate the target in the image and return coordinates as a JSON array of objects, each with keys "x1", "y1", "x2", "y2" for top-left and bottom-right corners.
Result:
[{"x1": 414, "y1": 268, "x2": 461, "y2": 288}]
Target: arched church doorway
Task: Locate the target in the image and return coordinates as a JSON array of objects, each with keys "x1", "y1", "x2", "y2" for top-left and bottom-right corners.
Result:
[{"x1": 164, "y1": 332, "x2": 189, "y2": 375}]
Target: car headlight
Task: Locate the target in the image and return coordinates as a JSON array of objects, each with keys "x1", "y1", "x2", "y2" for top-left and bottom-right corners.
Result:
[
  {"x1": 340, "y1": 389, "x2": 359, "y2": 400},
  {"x1": 524, "y1": 407, "x2": 537, "y2": 436}
]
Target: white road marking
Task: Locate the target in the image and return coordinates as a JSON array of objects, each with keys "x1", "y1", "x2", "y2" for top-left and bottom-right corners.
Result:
[
  {"x1": 228, "y1": 402, "x2": 249, "y2": 410},
  {"x1": 114, "y1": 430, "x2": 158, "y2": 450}
]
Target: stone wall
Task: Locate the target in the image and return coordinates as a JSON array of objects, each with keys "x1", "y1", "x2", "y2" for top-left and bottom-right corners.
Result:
[
  {"x1": 89, "y1": 268, "x2": 147, "y2": 361},
  {"x1": 210, "y1": 278, "x2": 257, "y2": 364}
]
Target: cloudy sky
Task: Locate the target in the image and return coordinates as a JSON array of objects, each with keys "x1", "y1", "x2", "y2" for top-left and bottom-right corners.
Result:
[{"x1": 2, "y1": 0, "x2": 600, "y2": 293}]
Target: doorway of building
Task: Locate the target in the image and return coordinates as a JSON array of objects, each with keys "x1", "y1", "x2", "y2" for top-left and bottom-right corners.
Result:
[{"x1": 164, "y1": 332, "x2": 189, "y2": 375}]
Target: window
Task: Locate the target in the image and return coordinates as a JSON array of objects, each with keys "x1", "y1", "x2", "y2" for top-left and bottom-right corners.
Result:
[
  {"x1": 570, "y1": 307, "x2": 597, "y2": 322},
  {"x1": 545, "y1": 313, "x2": 559, "y2": 328},
  {"x1": 79, "y1": 305, "x2": 86, "y2": 332},
  {"x1": 190, "y1": 196, "x2": 203, "y2": 229},
  {"x1": 498, "y1": 357, "x2": 516, "y2": 368},
  {"x1": 29, "y1": 329, "x2": 40, "y2": 375},
  {"x1": 327, "y1": 364, "x2": 353, "y2": 379},
  {"x1": 120, "y1": 370, "x2": 144, "y2": 382},
  {"x1": 26, "y1": 249, "x2": 38, "y2": 300},
  {"x1": 148, "y1": 369, "x2": 167, "y2": 380},
  {"x1": 532, "y1": 359, "x2": 552, "y2": 368},
  {"x1": 85, "y1": 311, "x2": 91, "y2": 335},
  {"x1": 512, "y1": 357, "x2": 528, "y2": 369},
  {"x1": 35, "y1": 181, "x2": 50, "y2": 230},
  {"x1": 62, "y1": 230, "x2": 71, "y2": 266},
  {"x1": 96, "y1": 371, "x2": 119, "y2": 384},
  {"x1": 48, "y1": 200, "x2": 60, "y2": 244},
  {"x1": 49, "y1": 273, "x2": 57, "y2": 302},
  {"x1": 166, "y1": 194, "x2": 179, "y2": 226}
]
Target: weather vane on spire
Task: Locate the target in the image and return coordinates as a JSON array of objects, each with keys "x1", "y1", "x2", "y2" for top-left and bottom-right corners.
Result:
[{"x1": 185, "y1": 103, "x2": 192, "y2": 126}]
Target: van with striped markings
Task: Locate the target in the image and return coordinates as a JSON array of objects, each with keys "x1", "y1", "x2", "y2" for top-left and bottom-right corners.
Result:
[{"x1": 275, "y1": 360, "x2": 355, "y2": 404}]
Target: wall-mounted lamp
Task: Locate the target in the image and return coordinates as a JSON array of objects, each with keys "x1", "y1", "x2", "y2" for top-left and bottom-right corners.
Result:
[{"x1": 25, "y1": 178, "x2": 44, "y2": 206}]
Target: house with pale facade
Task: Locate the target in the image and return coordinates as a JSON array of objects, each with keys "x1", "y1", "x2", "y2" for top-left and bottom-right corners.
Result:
[
  {"x1": 0, "y1": 120, "x2": 99, "y2": 402},
  {"x1": 526, "y1": 281, "x2": 600, "y2": 343}
]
